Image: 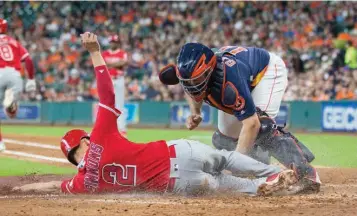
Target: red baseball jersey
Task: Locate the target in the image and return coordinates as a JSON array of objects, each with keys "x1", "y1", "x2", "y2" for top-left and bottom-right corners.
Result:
[
  {"x1": 61, "y1": 65, "x2": 170, "y2": 194},
  {"x1": 102, "y1": 49, "x2": 127, "y2": 78},
  {"x1": 0, "y1": 35, "x2": 29, "y2": 71}
]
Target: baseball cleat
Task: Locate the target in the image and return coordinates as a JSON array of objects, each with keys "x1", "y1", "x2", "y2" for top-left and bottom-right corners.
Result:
[
  {"x1": 0, "y1": 141, "x2": 6, "y2": 152},
  {"x1": 3, "y1": 88, "x2": 18, "y2": 118},
  {"x1": 257, "y1": 170, "x2": 298, "y2": 196},
  {"x1": 295, "y1": 171, "x2": 321, "y2": 194}
]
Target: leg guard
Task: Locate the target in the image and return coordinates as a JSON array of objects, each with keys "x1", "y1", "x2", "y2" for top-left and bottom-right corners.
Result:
[
  {"x1": 248, "y1": 145, "x2": 271, "y2": 165},
  {"x1": 256, "y1": 117, "x2": 316, "y2": 180},
  {"x1": 212, "y1": 130, "x2": 271, "y2": 164},
  {"x1": 212, "y1": 130, "x2": 237, "y2": 151},
  {"x1": 286, "y1": 132, "x2": 315, "y2": 163}
]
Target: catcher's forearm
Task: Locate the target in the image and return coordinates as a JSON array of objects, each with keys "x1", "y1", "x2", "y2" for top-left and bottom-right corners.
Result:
[
  {"x1": 236, "y1": 115, "x2": 261, "y2": 154},
  {"x1": 185, "y1": 93, "x2": 202, "y2": 114}
]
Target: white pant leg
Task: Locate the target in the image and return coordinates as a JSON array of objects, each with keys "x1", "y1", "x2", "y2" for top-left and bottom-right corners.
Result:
[
  {"x1": 0, "y1": 67, "x2": 23, "y2": 102},
  {"x1": 251, "y1": 53, "x2": 288, "y2": 118},
  {"x1": 167, "y1": 139, "x2": 278, "y2": 195},
  {"x1": 113, "y1": 77, "x2": 127, "y2": 133},
  {"x1": 218, "y1": 110, "x2": 242, "y2": 139},
  {"x1": 217, "y1": 52, "x2": 288, "y2": 137}
]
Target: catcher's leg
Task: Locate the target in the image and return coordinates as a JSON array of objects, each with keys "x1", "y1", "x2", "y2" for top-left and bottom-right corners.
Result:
[{"x1": 257, "y1": 117, "x2": 321, "y2": 193}]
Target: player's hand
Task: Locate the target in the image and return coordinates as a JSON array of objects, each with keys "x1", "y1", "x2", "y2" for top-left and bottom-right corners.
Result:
[
  {"x1": 80, "y1": 32, "x2": 100, "y2": 53},
  {"x1": 25, "y1": 79, "x2": 36, "y2": 92},
  {"x1": 12, "y1": 181, "x2": 61, "y2": 193},
  {"x1": 186, "y1": 114, "x2": 202, "y2": 130}
]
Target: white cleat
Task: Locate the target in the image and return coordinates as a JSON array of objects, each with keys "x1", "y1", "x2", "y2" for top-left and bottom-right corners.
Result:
[
  {"x1": 0, "y1": 141, "x2": 6, "y2": 152},
  {"x1": 3, "y1": 88, "x2": 17, "y2": 118},
  {"x1": 257, "y1": 170, "x2": 298, "y2": 196},
  {"x1": 3, "y1": 88, "x2": 15, "y2": 108}
]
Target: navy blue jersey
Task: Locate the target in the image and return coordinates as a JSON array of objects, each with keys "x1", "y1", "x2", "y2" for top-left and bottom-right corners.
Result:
[{"x1": 204, "y1": 46, "x2": 270, "y2": 121}]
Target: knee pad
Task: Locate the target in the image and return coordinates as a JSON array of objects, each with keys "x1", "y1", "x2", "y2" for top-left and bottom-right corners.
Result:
[{"x1": 212, "y1": 130, "x2": 238, "y2": 151}]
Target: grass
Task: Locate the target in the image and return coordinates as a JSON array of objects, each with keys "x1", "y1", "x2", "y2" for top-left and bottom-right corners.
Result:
[
  {"x1": 0, "y1": 157, "x2": 76, "y2": 176},
  {"x1": 0, "y1": 125, "x2": 356, "y2": 177}
]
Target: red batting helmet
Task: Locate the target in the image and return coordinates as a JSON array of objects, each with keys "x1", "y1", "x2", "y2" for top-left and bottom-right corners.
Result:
[
  {"x1": 60, "y1": 129, "x2": 90, "y2": 165},
  {"x1": 0, "y1": 18, "x2": 8, "y2": 34}
]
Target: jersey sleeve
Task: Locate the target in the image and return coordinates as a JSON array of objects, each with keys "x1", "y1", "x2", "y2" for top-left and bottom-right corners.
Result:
[
  {"x1": 18, "y1": 41, "x2": 29, "y2": 61},
  {"x1": 91, "y1": 65, "x2": 121, "y2": 138},
  {"x1": 222, "y1": 57, "x2": 256, "y2": 121},
  {"x1": 61, "y1": 174, "x2": 86, "y2": 194}
]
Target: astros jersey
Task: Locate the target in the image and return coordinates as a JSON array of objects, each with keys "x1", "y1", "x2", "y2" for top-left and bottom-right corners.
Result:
[
  {"x1": 205, "y1": 46, "x2": 270, "y2": 121},
  {"x1": 61, "y1": 65, "x2": 170, "y2": 194},
  {"x1": 102, "y1": 49, "x2": 127, "y2": 78},
  {"x1": 0, "y1": 35, "x2": 29, "y2": 71}
]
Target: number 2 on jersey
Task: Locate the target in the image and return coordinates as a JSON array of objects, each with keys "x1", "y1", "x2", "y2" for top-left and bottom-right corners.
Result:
[
  {"x1": 102, "y1": 163, "x2": 137, "y2": 186},
  {"x1": 0, "y1": 44, "x2": 14, "y2": 61}
]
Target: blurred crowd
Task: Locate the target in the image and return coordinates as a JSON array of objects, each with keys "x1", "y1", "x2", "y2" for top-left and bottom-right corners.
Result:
[{"x1": 1, "y1": 1, "x2": 357, "y2": 102}]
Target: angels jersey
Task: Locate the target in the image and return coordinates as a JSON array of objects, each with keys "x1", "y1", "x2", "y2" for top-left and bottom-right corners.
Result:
[
  {"x1": 0, "y1": 35, "x2": 29, "y2": 71},
  {"x1": 102, "y1": 49, "x2": 127, "y2": 78},
  {"x1": 61, "y1": 65, "x2": 170, "y2": 194}
]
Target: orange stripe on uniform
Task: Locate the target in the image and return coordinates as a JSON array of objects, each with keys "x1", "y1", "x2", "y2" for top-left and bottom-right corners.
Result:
[
  {"x1": 251, "y1": 65, "x2": 268, "y2": 87},
  {"x1": 207, "y1": 95, "x2": 233, "y2": 115}
]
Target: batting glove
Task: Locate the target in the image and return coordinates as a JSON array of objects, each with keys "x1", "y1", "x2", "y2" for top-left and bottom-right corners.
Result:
[{"x1": 25, "y1": 79, "x2": 36, "y2": 92}]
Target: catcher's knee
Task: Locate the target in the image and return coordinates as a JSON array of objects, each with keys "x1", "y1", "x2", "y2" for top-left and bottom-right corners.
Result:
[{"x1": 212, "y1": 130, "x2": 237, "y2": 151}]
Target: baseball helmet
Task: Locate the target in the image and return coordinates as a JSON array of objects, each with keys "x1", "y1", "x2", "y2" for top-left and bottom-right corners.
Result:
[
  {"x1": 60, "y1": 129, "x2": 90, "y2": 165},
  {"x1": 176, "y1": 43, "x2": 216, "y2": 102},
  {"x1": 0, "y1": 18, "x2": 8, "y2": 34}
]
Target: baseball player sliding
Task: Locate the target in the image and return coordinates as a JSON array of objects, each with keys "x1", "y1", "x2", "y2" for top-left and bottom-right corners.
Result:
[
  {"x1": 159, "y1": 43, "x2": 321, "y2": 194},
  {"x1": 0, "y1": 18, "x2": 36, "y2": 151},
  {"x1": 14, "y1": 33, "x2": 298, "y2": 196}
]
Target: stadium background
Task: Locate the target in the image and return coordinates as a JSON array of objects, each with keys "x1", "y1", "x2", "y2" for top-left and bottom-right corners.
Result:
[{"x1": 0, "y1": 2, "x2": 357, "y2": 216}]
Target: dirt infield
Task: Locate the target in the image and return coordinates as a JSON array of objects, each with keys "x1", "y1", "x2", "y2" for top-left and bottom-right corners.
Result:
[{"x1": 1, "y1": 134, "x2": 357, "y2": 216}]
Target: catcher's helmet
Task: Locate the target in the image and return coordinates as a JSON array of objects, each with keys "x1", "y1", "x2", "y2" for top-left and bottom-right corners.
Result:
[
  {"x1": 0, "y1": 18, "x2": 8, "y2": 34},
  {"x1": 176, "y1": 43, "x2": 216, "y2": 102},
  {"x1": 60, "y1": 129, "x2": 90, "y2": 165}
]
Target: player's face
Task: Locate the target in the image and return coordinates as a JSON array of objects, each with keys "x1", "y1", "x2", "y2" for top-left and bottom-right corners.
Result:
[
  {"x1": 110, "y1": 41, "x2": 120, "y2": 50},
  {"x1": 179, "y1": 67, "x2": 213, "y2": 102}
]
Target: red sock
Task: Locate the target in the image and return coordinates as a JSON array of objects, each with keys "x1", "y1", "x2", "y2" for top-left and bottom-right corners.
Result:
[{"x1": 0, "y1": 131, "x2": 2, "y2": 142}]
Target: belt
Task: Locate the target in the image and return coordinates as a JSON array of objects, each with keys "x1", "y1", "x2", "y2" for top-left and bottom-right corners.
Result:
[{"x1": 166, "y1": 145, "x2": 176, "y2": 193}]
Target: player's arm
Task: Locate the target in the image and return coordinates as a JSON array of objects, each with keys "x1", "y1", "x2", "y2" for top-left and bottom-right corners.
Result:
[
  {"x1": 236, "y1": 113, "x2": 261, "y2": 154},
  {"x1": 82, "y1": 32, "x2": 115, "y2": 107},
  {"x1": 18, "y1": 42, "x2": 36, "y2": 92},
  {"x1": 13, "y1": 181, "x2": 61, "y2": 193},
  {"x1": 82, "y1": 32, "x2": 121, "y2": 136},
  {"x1": 222, "y1": 58, "x2": 260, "y2": 154},
  {"x1": 185, "y1": 92, "x2": 203, "y2": 130}
]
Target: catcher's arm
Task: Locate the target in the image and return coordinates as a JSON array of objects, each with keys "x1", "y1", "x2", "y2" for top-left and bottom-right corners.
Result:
[
  {"x1": 13, "y1": 181, "x2": 61, "y2": 193},
  {"x1": 185, "y1": 92, "x2": 203, "y2": 130}
]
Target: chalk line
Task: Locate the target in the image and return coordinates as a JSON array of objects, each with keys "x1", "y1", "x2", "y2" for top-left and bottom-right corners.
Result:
[
  {"x1": 3, "y1": 139, "x2": 59, "y2": 150},
  {"x1": 3, "y1": 150, "x2": 68, "y2": 163}
]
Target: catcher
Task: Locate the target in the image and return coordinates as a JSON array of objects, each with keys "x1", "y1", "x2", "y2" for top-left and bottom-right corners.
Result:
[
  {"x1": 159, "y1": 43, "x2": 320, "y2": 193},
  {"x1": 13, "y1": 33, "x2": 298, "y2": 196}
]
